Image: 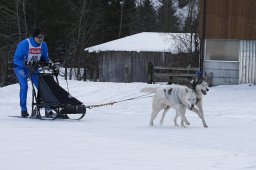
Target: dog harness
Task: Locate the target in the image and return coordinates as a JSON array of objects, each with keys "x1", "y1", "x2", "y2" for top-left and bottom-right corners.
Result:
[{"x1": 191, "y1": 79, "x2": 201, "y2": 104}]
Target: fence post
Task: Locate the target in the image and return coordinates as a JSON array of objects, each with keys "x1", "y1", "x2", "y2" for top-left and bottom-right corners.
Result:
[
  {"x1": 83, "y1": 67, "x2": 87, "y2": 81},
  {"x1": 147, "y1": 62, "x2": 153, "y2": 84},
  {"x1": 124, "y1": 66, "x2": 130, "y2": 83},
  {"x1": 93, "y1": 65, "x2": 97, "y2": 82}
]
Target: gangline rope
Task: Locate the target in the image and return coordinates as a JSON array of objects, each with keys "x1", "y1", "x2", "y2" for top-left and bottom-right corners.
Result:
[{"x1": 85, "y1": 93, "x2": 153, "y2": 109}]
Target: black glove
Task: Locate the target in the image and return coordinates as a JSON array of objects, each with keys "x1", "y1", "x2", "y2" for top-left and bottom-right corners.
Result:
[
  {"x1": 26, "y1": 62, "x2": 39, "y2": 75},
  {"x1": 39, "y1": 60, "x2": 49, "y2": 67}
]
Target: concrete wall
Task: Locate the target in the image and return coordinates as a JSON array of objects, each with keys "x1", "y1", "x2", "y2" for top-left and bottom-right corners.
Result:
[{"x1": 204, "y1": 60, "x2": 239, "y2": 86}]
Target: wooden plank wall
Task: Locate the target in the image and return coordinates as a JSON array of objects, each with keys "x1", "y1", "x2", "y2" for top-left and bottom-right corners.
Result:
[
  {"x1": 199, "y1": 0, "x2": 256, "y2": 39},
  {"x1": 99, "y1": 52, "x2": 199, "y2": 82}
]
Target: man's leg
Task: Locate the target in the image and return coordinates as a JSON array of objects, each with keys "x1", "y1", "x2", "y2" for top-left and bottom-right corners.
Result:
[{"x1": 14, "y1": 67, "x2": 29, "y2": 117}]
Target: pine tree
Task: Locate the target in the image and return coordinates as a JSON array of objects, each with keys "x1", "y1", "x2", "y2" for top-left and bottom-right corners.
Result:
[
  {"x1": 119, "y1": 0, "x2": 137, "y2": 37},
  {"x1": 101, "y1": 0, "x2": 121, "y2": 41},
  {"x1": 157, "y1": 0, "x2": 180, "y2": 32},
  {"x1": 136, "y1": 0, "x2": 157, "y2": 32}
]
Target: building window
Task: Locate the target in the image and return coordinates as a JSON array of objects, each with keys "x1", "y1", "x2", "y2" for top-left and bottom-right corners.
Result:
[{"x1": 205, "y1": 39, "x2": 239, "y2": 61}]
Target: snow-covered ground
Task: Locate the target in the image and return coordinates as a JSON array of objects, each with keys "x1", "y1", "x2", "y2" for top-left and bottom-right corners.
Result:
[{"x1": 1, "y1": 80, "x2": 256, "y2": 170}]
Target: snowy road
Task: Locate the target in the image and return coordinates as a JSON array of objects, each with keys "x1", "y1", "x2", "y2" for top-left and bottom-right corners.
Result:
[{"x1": 1, "y1": 81, "x2": 256, "y2": 170}]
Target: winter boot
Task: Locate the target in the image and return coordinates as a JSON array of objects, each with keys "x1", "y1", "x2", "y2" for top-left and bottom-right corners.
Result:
[{"x1": 21, "y1": 110, "x2": 29, "y2": 118}]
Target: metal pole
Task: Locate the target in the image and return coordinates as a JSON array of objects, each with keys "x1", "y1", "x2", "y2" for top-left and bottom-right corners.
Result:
[{"x1": 119, "y1": 0, "x2": 124, "y2": 38}]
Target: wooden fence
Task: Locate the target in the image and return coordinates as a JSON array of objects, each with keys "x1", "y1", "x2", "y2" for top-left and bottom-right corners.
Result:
[{"x1": 147, "y1": 63, "x2": 200, "y2": 84}]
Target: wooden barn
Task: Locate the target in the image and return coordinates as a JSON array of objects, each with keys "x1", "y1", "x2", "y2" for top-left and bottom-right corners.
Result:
[
  {"x1": 200, "y1": 0, "x2": 256, "y2": 86},
  {"x1": 85, "y1": 32, "x2": 198, "y2": 82}
]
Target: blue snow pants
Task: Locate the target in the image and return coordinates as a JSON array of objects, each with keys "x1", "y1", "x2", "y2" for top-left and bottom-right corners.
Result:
[{"x1": 14, "y1": 67, "x2": 39, "y2": 112}]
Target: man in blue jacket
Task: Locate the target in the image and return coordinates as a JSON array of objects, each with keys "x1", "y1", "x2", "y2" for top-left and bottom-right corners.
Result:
[{"x1": 13, "y1": 28, "x2": 50, "y2": 117}]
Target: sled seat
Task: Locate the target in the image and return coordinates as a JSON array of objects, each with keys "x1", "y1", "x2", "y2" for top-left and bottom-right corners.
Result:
[{"x1": 36, "y1": 74, "x2": 86, "y2": 119}]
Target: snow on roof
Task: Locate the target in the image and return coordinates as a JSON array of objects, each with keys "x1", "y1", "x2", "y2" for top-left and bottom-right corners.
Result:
[{"x1": 84, "y1": 32, "x2": 194, "y2": 53}]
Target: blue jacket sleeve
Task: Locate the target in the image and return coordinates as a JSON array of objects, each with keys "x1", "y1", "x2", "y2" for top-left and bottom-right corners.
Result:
[
  {"x1": 13, "y1": 40, "x2": 29, "y2": 68},
  {"x1": 40, "y1": 42, "x2": 49, "y2": 62}
]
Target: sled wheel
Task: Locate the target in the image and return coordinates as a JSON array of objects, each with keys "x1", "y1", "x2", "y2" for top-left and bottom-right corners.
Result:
[
  {"x1": 38, "y1": 108, "x2": 58, "y2": 120},
  {"x1": 64, "y1": 112, "x2": 86, "y2": 120},
  {"x1": 64, "y1": 108, "x2": 86, "y2": 120}
]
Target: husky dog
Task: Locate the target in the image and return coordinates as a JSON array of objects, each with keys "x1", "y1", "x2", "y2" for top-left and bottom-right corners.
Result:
[
  {"x1": 141, "y1": 85, "x2": 197, "y2": 127},
  {"x1": 160, "y1": 78, "x2": 209, "y2": 128}
]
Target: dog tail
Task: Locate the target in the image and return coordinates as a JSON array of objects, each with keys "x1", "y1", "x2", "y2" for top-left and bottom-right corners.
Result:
[{"x1": 140, "y1": 87, "x2": 157, "y2": 94}]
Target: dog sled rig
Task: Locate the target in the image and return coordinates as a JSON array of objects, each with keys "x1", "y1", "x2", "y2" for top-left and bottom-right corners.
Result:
[
  {"x1": 20, "y1": 61, "x2": 87, "y2": 120},
  {"x1": 12, "y1": 61, "x2": 154, "y2": 121}
]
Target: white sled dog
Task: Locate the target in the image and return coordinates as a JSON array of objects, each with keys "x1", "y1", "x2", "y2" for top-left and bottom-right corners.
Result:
[
  {"x1": 141, "y1": 85, "x2": 197, "y2": 127},
  {"x1": 160, "y1": 78, "x2": 209, "y2": 128}
]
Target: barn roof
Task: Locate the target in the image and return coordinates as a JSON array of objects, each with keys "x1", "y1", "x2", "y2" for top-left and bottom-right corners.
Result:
[{"x1": 84, "y1": 32, "x2": 194, "y2": 53}]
